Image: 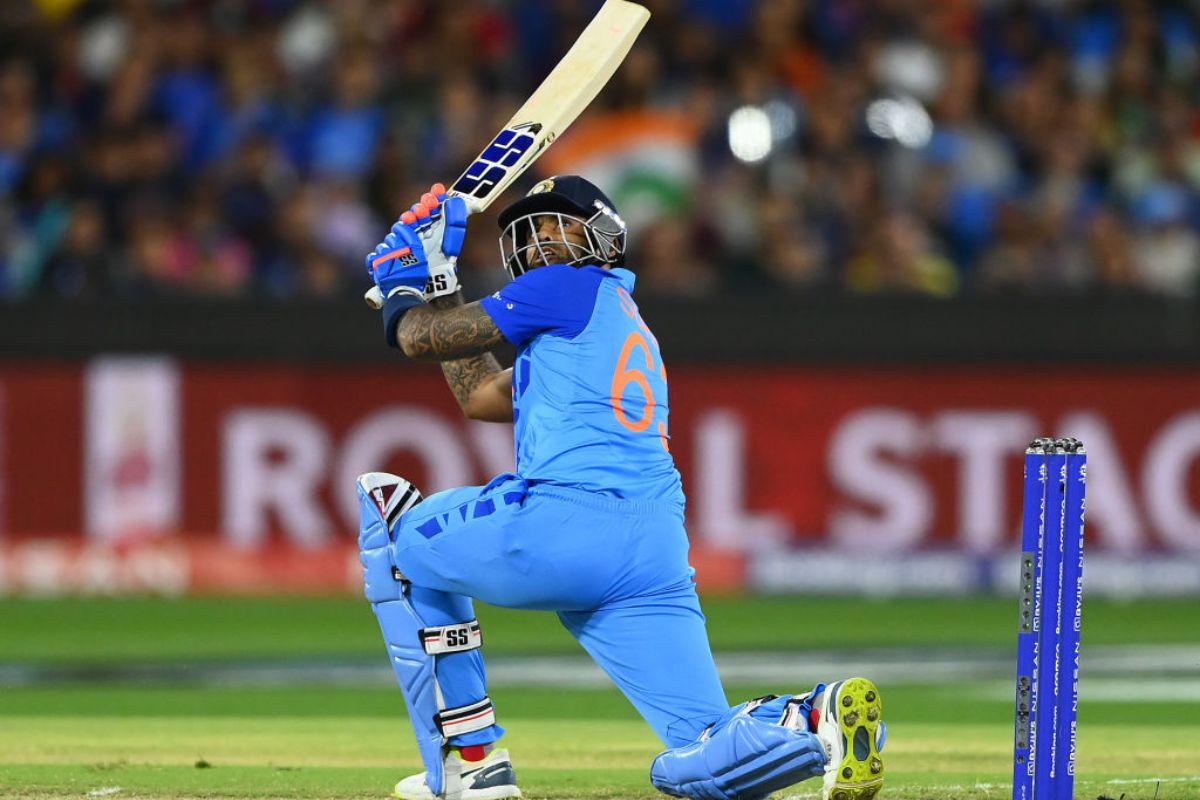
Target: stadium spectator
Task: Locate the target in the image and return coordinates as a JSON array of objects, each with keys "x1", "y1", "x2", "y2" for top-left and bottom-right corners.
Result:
[{"x1": 1, "y1": 0, "x2": 1199, "y2": 301}]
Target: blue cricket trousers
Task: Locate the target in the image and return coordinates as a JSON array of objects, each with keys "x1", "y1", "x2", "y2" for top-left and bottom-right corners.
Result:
[{"x1": 390, "y1": 474, "x2": 729, "y2": 748}]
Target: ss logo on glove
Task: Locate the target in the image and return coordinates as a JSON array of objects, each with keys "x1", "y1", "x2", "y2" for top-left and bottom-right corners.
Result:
[{"x1": 425, "y1": 274, "x2": 451, "y2": 295}]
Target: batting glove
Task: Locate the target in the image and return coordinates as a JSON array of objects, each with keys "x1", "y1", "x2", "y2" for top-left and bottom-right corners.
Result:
[
  {"x1": 414, "y1": 183, "x2": 469, "y2": 300},
  {"x1": 368, "y1": 224, "x2": 426, "y2": 294},
  {"x1": 366, "y1": 186, "x2": 472, "y2": 348},
  {"x1": 366, "y1": 209, "x2": 430, "y2": 348}
]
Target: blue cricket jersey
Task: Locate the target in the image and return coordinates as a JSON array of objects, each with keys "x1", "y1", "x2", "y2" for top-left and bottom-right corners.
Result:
[{"x1": 480, "y1": 264, "x2": 684, "y2": 506}]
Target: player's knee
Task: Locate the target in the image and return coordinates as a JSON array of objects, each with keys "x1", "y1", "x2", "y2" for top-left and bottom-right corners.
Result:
[
  {"x1": 360, "y1": 537, "x2": 400, "y2": 604},
  {"x1": 355, "y1": 472, "x2": 423, "y2": 604},
  {"x1": 664, "y1": 716, "x2": 717, "y2": 748}
]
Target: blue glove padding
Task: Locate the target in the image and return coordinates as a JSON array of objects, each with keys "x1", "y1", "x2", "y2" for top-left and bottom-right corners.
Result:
[
  {"x1": 420, "y1": 190, "x2": 468, "y2": 299},
  {"x1": 439, "y1": 194, "x2": 469, "y2": 257},
  {"x1": 367, "y1": 220, "x2": 429, "y2": 301}
]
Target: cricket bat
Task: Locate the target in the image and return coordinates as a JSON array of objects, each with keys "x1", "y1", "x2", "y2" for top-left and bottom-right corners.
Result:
[{"x1": 365, "y1": 0, "x2": 651, "y2": 308}]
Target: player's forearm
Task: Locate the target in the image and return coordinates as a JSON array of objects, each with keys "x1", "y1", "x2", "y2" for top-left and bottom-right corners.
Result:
[
  {"x1": 423, "y1": 292, "x2": 505, "y2": 411},
  {"x1": 395, "y1": 292, "x2": 506, "y2": 362}
]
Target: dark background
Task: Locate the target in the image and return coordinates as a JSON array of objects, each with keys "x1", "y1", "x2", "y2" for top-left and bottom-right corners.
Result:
[{"x1": 3, "y1": 294, "x2": 1200, "y2": 362}]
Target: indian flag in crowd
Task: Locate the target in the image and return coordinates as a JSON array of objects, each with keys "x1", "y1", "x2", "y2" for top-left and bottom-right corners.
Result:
[{"x1": 539, "y1": 110, "x2": 699, "y2": 234}]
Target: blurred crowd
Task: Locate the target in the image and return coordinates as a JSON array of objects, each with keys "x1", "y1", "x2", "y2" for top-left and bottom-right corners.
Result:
[{"x1": 2, "y1": 0, "x2": 1200, "y2": 302}]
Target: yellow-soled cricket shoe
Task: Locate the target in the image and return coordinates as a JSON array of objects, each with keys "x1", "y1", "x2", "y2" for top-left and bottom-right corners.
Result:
[{"x1": 816, "y1": 677, "x2": 885, "y2": 800}]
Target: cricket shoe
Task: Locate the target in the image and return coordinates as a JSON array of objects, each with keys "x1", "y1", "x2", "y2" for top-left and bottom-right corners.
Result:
[
  {"x1": 394, "y1": 748, "x2": 521, "y2": 800},
  {"x1": 816, "y1": 677, "x2": 886, "y2": 800}
]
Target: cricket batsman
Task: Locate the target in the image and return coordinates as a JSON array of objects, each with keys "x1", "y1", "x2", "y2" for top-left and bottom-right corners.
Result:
[{"x1": 357, "y1": 176, "x2": 887, "y2": 800}]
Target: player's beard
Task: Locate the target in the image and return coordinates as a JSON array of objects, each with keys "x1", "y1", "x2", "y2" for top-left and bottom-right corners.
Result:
[{"x1": 525, "y1": 240, "x2": 574, "y2": 268}]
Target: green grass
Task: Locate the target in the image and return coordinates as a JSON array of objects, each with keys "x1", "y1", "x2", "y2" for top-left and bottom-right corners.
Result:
[
  {"x1": 2, "y1": 683, "x2": 1197, "y2": 799},
  {"x1": 4, "y1": 596, "x2": 1198, "y2": 663},
  {"x1": 1, "y1": 596, "x2": 1198, "y2": 798}
]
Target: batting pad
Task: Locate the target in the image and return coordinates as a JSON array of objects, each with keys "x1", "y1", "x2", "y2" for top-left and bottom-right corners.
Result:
[
  {"x1": 650, "y1": 705, "x2": 827, "y2": 800},
  {"x1": 357, "y1": 473, "x2": 498, "y2": 799}
]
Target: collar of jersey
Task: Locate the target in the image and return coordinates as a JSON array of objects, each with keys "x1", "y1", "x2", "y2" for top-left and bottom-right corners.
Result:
[{"x1": 580, "y1": 264, "x2": 636, "y2": 293}]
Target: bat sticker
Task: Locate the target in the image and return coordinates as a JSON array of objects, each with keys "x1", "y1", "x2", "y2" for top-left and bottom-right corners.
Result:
[{"x1": 453, "y1": 123, "x2": 543, "y2": 200}]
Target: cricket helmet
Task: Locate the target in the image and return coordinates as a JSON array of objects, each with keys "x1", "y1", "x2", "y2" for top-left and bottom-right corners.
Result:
[{"x1": 497, "y1": 175, "x2": 627, "y2": 279}]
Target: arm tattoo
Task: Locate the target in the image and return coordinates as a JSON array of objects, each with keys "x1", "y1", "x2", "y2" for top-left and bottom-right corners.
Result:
[
  {"x1": 442, "y1": 350, "x2": 504, "y2": 409},
  {"x1": 409, "y1": 292, "x2": 504, "y2": 409},
  {"x1": 397, "y1": 293, "x2": 507, "y2": 362}
]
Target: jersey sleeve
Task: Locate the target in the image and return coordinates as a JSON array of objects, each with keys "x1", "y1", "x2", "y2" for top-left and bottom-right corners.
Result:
[{"x1": 480, "y1": 264, "x2": 604, "y2": 348}]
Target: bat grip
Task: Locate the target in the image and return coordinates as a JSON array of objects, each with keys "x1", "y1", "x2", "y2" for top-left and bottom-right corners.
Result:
[{"x1": 364, "y1": 285, "x2": 385, "y2": 309}]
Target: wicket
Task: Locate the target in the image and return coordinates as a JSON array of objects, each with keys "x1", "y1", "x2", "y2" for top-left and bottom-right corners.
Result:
[{"x1": 1013, "y1": 437, "x2": 1086, "y2": 800}]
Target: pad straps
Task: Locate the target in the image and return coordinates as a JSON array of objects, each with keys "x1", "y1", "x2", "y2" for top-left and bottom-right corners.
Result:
[
  {"x1": 436, "y1": 697, "x2": 497, "y2": 738},
  {"x1": 779, "y1": 697, "x2": 807, "y2": 729},
  {"x1": 420, "y1": 620, "x2": 483, "y2": 654},
  {"x1": 423, "y1": 619, "x2": 492, "y2": 738}
]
